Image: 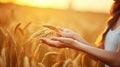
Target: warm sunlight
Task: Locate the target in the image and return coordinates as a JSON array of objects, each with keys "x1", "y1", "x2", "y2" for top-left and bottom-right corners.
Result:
[
  {"x1": 71, "y1": 0, "x2": 114, "y2": 13},
  {"x1": 0, "y1": 0, "x2": 116, "y2": 67},
  {"x1": 0, "y1": 0, "x2": 114, "y2": 13},
  {"x1": 13, "y1": 0, "x2": 69, "y2": 9}
]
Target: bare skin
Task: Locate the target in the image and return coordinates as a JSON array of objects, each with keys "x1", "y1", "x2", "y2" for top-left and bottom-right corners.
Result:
[{"x1": 40, "y1": 18, "x2": 120, "y2": 67}]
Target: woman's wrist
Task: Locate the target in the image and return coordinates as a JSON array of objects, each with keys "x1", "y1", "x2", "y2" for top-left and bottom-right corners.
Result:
[
  {"x1": 72, "y1": 40, "x2": 84, "y2": 50},
  {"x1": 73, "y1": 40, "x2": 89, "y2": 52}
]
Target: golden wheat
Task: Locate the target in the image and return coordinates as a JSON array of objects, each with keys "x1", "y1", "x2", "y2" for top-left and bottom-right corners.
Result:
[
  {"x1": 23, "y1": 56, "x2": 30, "y2": 67},
  {"x1": 23, "y1": 22, "x2": 32, "y2": 30},
  {"x1": 38, "y1": 63, "x2": 45, "y2": 67},
  {"x1": 18, "y1": 28, "x2": 24, "y2": 35},
  {"x1": 1, "y1": 48, "x2": 6, "y2": 67},
  {"x1": 0, "y1": 26, "x2": 7, "y2": 48},
  {"x1": 41, "y1": 52, "x2": 59, "y2": 63},
  {"x1": 0, "y1": 23, "x2": 101, "y2": 67},
  {"x1": 27, "y1": 29, "x2": 48, "y2": 42},
  {"x1": 52, "y1": 61, "x2": 64, "y2": 67},
  {"x1": 32, "y1": 44, "x2": 41, "y2": 59},
  {"x1": 63, "y1": 59, "x2": 73, "y2": 67},
  {"x1": 14, "y1": 23, "x2": 21, "y2": 34},
  {"x1": 42, "y1": 25, "x2": 60, "y2": 33},
  {"x1": 43, "y1": 25, "x2": 62, "y2": 36},
  {"x1": 0, "y1": 56, "x2": 5, "y2": 67},
  {"x1": 31, "y1": 59, "x2": 37, "y2": 67},
  {"x1": 73, "y1": 54, "x2": 82, "y2": 67}
]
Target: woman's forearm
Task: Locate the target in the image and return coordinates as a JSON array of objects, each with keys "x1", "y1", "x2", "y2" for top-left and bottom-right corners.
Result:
[
  {"x1": 74, "y1": 41, "x2": 120, "y2": 67},
  {"x1": 74, "y1": 36, "x2": 92, "y2": 46},
  {"x1": 74, "y1": 37, "x2": 104, "y2": 61},
  {"x1": 75, "y1": 36, "x2": 104, "y2": 49}
]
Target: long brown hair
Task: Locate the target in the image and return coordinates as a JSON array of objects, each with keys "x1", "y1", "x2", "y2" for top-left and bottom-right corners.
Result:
[{"x1": 101, "y1": 0, "x2": 120, "y2": 44}]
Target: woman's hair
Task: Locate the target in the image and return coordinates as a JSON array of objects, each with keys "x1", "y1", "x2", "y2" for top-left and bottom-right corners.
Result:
[{"x1": 101, "y1": 0, "x2": 120, "y2": 44}]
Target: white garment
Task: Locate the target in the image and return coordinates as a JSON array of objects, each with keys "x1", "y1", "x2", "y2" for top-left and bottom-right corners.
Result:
[{"x1": 104, "y1": 27, "x2": 120, "y2": 67}]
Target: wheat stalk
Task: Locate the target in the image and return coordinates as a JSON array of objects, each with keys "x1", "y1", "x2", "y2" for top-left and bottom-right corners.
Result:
[
  {"x1": 63, "y1": 59, "x2": 73, "y2": 67},
  {"x1": 73, "y1": 54, "x2": 82, "y2": 67},
  {"x1": 18, "y1": 28, "x2": 24, "y2": 35},
  {"x1": 95, "y1": 60, "x2": 100, "y2": 67},
  {"x1": 14, "y1": 23, "x2": 21, "y2": 34},
  {"x1": 32, "y1": 44, "x2": 41, "y2": 59},
  {"x1": 0, "y1": 56, "x2": 5, "y2": 67},
  {"x1": 31, "y1": 59, "x2": 38, "y2": 67},
  {"x1": 41, "y1": 52, "x2": 59, "y2": 63},
  {"x1": 0, "y1": 26, "x2": 7, "y2": 37},
  {"x1": 17, "y1": 47, "x2": 25, "y2": 67},
  {"x1": 23, "y1": 56, "x2": 30, "y2": 67},
  {"x1": 0, "y1": 23, "x2": 100, "y2": 67},
  {"x1": 64, "y1": 48, "x2": 71, "y2": 60},
  {"x1": 52, "y1": 61, "x2": 64, "y2": 67},
  {"x1": 38, "y1": 63, "x2": 45, "y2": 67},
  {"x1": 0, "y1": 26, "x2": 7, "y2": 48},
  {"x1": 6, "y1": 29, "x2": 18, "y2": 67},
  {"x1": 7, "y1": 29, "x2": 17, "y2": 54},
  {"x1": 23, "y1": 22, "x2": 32, "y2": 30},
  {"x1": 1, "y1": 48, "x2": 7, "y2": 67},
  {"x1": 81, "y1": 53, "x2": 86, "y2": 67}
]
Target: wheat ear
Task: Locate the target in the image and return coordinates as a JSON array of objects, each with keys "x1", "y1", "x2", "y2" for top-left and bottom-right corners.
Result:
[
  {"x1": 14, "y1": 23, "x2": 21, "y2": 34},
  {"x1": 23, "y1": 22, "x2": 32, "y2": 30},
  {"x1": 42, "y1": 25, "x2": 62, "y2": 36}
]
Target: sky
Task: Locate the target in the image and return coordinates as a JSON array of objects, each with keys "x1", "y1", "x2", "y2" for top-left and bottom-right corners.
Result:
[
  {"x1": 71, "y1": 0, "x2": 114, "y2": 13},
  {"x1": 0, "y1": 0, "x2": 114, "y2": 13}
]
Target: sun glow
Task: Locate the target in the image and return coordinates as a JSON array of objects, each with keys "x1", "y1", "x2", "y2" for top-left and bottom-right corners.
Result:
[
  {"x1": 71, "y1": 0, "x2": 114, "y2": 13},
  {"x1": 12, "y1": 0, "x2": 69, "y2": 9},
  {"x1": 0, "y1": 0, "x2": 114, "y2": 13}
]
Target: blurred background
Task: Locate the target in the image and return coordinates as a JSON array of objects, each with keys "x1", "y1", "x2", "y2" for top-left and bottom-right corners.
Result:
[
  {"x1": 0, "y1": 0, "x2": 114, "y2": 43},
  {"x1": 0, "y1": 0, "x2": 114, "y2": 67}
]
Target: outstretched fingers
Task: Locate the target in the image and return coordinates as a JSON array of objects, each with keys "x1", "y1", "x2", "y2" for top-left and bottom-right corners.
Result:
[
  {"x1": 51, "y1": 37, "x2": 78, "y2": 49},
  {"x1": 51, "y1": 37, "x2": 75, "y2": 44},
  {"x1": 40, "y1": 38, "x2": 64, "y2": 48}
]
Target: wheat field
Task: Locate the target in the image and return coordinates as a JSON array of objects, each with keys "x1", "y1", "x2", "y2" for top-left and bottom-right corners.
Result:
[{"x1": 0, "y1": 3, "x2": 108, "y2": 67}]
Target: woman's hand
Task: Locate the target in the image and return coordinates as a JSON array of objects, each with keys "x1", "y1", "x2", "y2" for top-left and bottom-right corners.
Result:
[
  {"x1": 40, "y1": 37, "x2": 79, "y2": 49},
  {"x1": 58, "y1": 28, "x2": 89, "y2": 44},
  {"x1": 58, "y1": 28, "x2": 80, "y2": 40}
]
